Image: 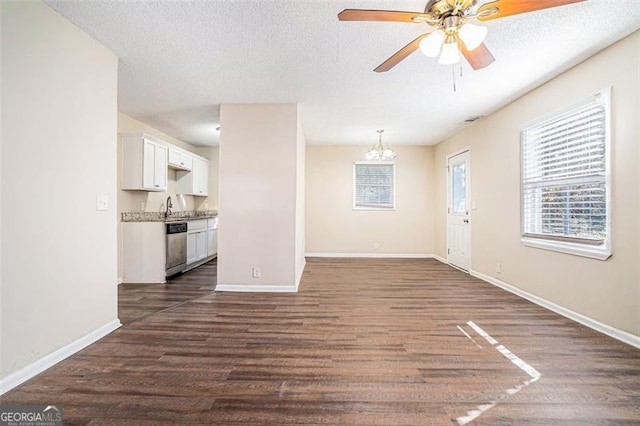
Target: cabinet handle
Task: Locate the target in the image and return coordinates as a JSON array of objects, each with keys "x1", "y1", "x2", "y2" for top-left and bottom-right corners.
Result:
[{"x1": 155, "y1": 184, "x2": 159, "y2": 187}]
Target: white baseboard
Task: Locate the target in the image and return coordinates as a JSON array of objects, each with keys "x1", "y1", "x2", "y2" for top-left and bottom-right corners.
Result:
[
  {"x1": 470, "y1": 269, "x2": 640, "y2": 349},
  {"x1": 120, "y1": 279, "x2": 167, "y2": 284},
  {"x1": 296, "y1": 258, "x2": 306, "y2": 290},
  {"x1": 305, "y1": 252, "x2": 434, "y2": 259},
  {"x1": 215, "y1": 283, "x2": 299, "y2": 292},
  {"x1": 0, "y1": 319, "x2": 122, "y2": 395},
  {"x1": 116, "y1": 276, "x2": 123, "y2": 285},
  {"x1": 432, "y1": 254, "x2": 447, "y2": 264}
]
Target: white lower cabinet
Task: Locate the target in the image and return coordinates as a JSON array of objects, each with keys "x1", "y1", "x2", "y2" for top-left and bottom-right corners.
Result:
[
  {"x1": 207, "y1": 217, "x2": 218, "y2": 257},
  {"x1": 186, "y1": 219, "x2": 212, "y2": 267},
  {"x1": 122, "y1": 222, "x2": 166, "y2": 283},
  {"x1": 207, "y1": 228, "x2": 217, "y2": 257},
  {"x1": 187, "y1": 232, "x2": 197, "y2": 265},
  {"x1": 196, "y1": 231, "x2": 207, "y2": 261}
]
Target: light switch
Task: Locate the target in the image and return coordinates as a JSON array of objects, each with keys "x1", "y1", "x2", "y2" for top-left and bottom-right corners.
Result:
[
  {"x1": 96, "y1": 195, "x2": 109, "y2": 211},
  {"x1": 471, "y1": 200, "x2": 477, "y2": 210}
]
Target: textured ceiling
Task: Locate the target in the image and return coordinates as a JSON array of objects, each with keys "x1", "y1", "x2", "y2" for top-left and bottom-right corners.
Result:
[{"x1": 46, "y1": 0, "x2": 640, "y2": 147}]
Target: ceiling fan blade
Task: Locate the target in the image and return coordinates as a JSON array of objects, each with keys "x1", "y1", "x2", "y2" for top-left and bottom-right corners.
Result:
[
  {"x1": 459, "y1": 42, "x2": 495, "y2": 70},
  {"x1": 374, "y1": 34, "x2": 429, "y2": 73},
  {"x1": 477, "y1": 0, "x2": 586, "y2": 21},
  {"x1": 338, "y1": 9, "x2": 433, "y2": 23}
]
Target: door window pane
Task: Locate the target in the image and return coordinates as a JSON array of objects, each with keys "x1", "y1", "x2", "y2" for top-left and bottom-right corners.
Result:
[{"x1": 452, "y1": 162, "x2": 466, "y2": 214}]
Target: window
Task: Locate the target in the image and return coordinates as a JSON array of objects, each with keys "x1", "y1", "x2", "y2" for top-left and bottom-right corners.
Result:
[
  {"x1": 353, "y1": 162, "x2": 395, "y2": 210},
  {"x1": 521, "y1": 88, "x2": 611, "y2": 260}
]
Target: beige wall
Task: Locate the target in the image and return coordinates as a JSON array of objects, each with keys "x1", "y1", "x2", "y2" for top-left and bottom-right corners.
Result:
[
  {"x1": 295, "y1": 112, "x2": 306, "y2": 280},
  {"x1": 434, "y1": 32, "x2": 640, "y2": 336},
  {"x1": 1, "y1": 1, "x2": 118, "y2": 378},
  {"x1": 218, "y1": 103, "x2": 304, "y2": 289},
  {"x1": 306, "y1": 145, "x2": 435, "y2": 256}
]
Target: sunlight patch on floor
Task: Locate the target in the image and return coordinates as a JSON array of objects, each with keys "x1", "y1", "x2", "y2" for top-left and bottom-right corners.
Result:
[{"x1": 456, "y1": 321, "x2": 542, "y2": 425}]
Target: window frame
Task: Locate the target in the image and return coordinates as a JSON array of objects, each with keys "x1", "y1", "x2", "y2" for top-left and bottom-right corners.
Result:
[
  {"x1": 520, "y1": 87, "x2": 612, "y2": 260},
  {"x1": 352, "y1": 161, "x2": 396, "y2": 211}
]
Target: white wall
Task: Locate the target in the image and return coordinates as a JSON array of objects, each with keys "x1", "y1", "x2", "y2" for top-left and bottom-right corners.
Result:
[
  {"x1": 306, "y1": 145, "x2": 435, "y2": 256},
  {"x1": 1, "y1": 1, "x2": 118, "y2": 378},
  {"x1": 434, "y1": 31, "x2": 640, "y2": 337},
  {"x1": 217, "y1": 103, "x2": 304, "y2": 289}
]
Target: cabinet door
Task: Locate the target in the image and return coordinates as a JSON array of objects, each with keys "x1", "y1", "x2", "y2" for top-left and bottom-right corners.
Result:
[
  {"x1": 207, "y1": 228, "x2": 217, "y2": 256},
  {"x1": 187, "y1": 233, "x2": 197, "y2": 264},
  {"x1": 142, "y1": 140, "x2": 156, "y2": 189},
  {"x1": 180, "y1": 153, "x2": 193, "y2": 171},
  {"x1": 193, "y1": 158, "x2": 208, "y2": 196},
  {"x1": 154, "y1": 144, "x2": 168, "y2": 190},
  {"x1": 169, "y1": 148, "x2": 193, "y2": 171},
  {"x1": 196, "y1": 231, "x2": 207, "y2": 260},
  {"x1": 168, "y1": 148, "x2": 181, "y2": 167}
]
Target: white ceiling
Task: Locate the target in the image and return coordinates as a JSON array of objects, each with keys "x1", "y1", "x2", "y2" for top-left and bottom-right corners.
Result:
[{"x1": 46, "y1": 0, "x2": 639, "y2": 147}]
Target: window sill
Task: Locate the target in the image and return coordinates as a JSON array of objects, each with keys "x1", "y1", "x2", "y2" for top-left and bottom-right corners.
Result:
[
  {"x1": 352, "y1": 207, "x2": 396, "y2": 211},
  {"x1": 521, "y1": 237, "x2": 611, "y2": 261}
]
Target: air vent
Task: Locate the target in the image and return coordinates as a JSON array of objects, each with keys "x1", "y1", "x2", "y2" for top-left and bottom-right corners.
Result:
[{"x1": 464, "y1": 116, "x2": 483, "y2": 124}]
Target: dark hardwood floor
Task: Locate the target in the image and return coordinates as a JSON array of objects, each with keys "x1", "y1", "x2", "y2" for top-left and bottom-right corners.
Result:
[
  {"x1": 118, "y1": 259, "x2": 217, "y2": 324},
  {"x1": 2, "y1": 258, "x2": 639, "y2": 424}
]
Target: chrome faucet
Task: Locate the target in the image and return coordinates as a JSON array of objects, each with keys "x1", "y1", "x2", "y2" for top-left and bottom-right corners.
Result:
[{"x1": 165, "y1": 196, "x2": 173, "y2": 218}]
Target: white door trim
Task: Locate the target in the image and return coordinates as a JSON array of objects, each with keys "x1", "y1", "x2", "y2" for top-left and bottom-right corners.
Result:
[{"x1": 446, "y1": 148, "x2": 471, "y2": 272}]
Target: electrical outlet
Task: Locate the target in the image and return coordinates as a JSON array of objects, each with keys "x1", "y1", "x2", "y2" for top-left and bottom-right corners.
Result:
[
  {"x1": 140, "y1": 201, "x2": 146, "y2": 211},
  {"x1": 374, "y1": 242, "x2": 380, "y2": 249},
  {"x1": 252, "y1": 267, "x2": 261, "y2": 278},
  {"x1": 96, "y1": 195, "x2": 108, "y2": 211},
  {"x1": 496, "y1": 262, "x2": 502, "y2": 274}
]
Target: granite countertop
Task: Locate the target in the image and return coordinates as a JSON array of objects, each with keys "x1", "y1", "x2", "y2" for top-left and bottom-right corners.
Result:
[{"x1": 121, "y1": 210, "x2": 218, "y2": 223}]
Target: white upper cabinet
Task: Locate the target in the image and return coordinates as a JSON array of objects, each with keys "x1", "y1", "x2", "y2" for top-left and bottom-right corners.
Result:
[
  {"x1": 177, "y1": 157, "x2": 209, "y2": 196},
  {"x1": 122, "y1": 135, "x2": 167, "y2": 191},
  {"x1": 168, "y1": 147, "x2": 193, "y2": 171},
  {"x1": 122, "y1": 133, "x2": 208, "y2": 195}
]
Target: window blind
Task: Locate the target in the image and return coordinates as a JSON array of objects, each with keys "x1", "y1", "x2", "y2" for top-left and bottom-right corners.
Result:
[
  {"x1": 353, "y1": 162, "x2": 395, "y2": 210},
  {"x1": 521, "y1": 91, "x2": 608, "y2": 244}
]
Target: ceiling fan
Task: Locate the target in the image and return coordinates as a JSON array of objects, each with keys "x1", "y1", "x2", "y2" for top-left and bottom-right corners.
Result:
[{"x1": 338, "y1": 0, "x2": 586, "y2": 72}]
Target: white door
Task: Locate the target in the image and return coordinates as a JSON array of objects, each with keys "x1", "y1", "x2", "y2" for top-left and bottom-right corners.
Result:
[{"x1": 447, "y1": 151, "x2": 471, "y2": 271}]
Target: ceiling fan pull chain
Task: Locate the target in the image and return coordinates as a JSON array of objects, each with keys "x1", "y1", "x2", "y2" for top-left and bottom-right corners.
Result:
[{"x1": 452, "y1": 65, "x2": 457, "y2": 92}]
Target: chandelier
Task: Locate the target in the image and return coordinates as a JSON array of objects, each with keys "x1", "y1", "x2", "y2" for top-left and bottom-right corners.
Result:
[{"x1": 366, "y1": 130, "x2": 397, "y2": 161}]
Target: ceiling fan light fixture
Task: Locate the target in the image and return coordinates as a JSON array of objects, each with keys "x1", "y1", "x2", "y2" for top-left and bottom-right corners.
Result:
[
  {"x1": 457, "y1": 23, "x2": 488, "y2": 50},
  {"x1": 438, "y1": 36, "x2": 460, "y2": 65},
  {"x1": 419, "y1": 29, "x2": 445, "y2": 57}
]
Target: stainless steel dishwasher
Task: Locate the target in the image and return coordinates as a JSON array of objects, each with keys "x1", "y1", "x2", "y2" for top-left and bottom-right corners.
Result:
[{"x1": 166, "y1": 222, "x2": 187, "y2": 277}]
